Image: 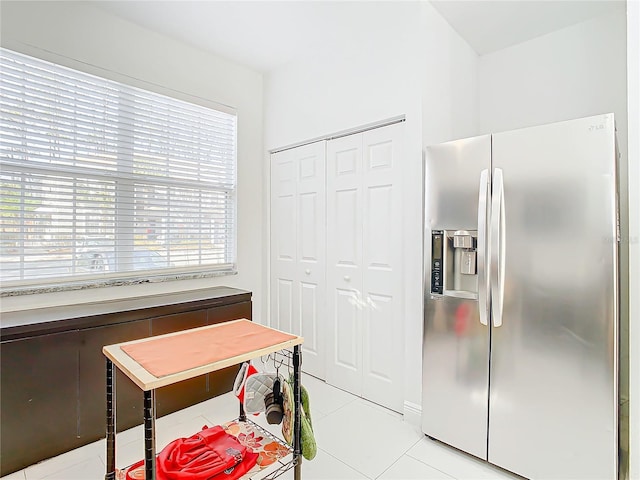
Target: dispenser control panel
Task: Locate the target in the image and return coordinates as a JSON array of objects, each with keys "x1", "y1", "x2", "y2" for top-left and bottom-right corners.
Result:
[{"x1": 431, "y1": 230, "x2": 444, "y2": 294}]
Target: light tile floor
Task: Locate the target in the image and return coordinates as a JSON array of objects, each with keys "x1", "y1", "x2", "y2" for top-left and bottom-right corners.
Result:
[{"x1": 2, "y1": 375, "x2": 519, "y2": 480}]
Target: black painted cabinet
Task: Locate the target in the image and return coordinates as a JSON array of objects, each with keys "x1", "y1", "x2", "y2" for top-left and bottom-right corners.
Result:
[
  {"x1": 0, "y1": 287, "x2": 251, "y2": 476},
  {"x1": 0, "y1": 331, "x2": 80, "y2": 473},
  {"x1": 78, "y1": 318, "x2": 152, "y2": 440}
]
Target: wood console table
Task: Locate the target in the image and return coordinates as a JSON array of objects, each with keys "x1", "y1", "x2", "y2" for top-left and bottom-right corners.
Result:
[{"x1": 103, "y1": 319, "x2": 304, "y2": 480}]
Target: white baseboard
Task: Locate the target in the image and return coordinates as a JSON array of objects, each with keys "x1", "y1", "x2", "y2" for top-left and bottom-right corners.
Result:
[{"x1": 403, "y1": 400, "x2": 422, "y2": 427}]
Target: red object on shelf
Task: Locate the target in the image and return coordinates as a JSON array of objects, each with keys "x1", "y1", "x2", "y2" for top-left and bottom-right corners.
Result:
[
  {"x1": 233, "y1": 362, "x2": 258, "y2": 404},
  {"x1": 125, "y1": 425, "x2": 258, "y2": 480}
]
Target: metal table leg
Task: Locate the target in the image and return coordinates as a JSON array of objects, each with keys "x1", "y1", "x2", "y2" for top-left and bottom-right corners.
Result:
[
  {"x1": 105, "y1": 359, "x2": 116, "y2": 480},
  {"x1": 293, "y1": 345, "x2": 302, "y2": 480},
  {"x1": 239, "y1": 392, "x2": 246, "y2": 422},
  {"x1": 143, "y1": 390, "x2": 156, "y2": 480}
]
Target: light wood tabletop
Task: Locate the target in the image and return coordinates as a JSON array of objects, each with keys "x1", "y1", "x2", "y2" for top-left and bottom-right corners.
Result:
[{"x1": 103, "y1": 319, "x2": 303, "y2": 391}]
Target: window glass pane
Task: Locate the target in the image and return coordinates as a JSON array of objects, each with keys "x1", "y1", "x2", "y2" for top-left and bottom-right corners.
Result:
[{"x1": 0, "y1": 48, "x2": 237, "y2": 289}]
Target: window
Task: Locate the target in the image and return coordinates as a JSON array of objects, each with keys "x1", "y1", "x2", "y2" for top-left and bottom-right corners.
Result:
[{"x1": 0, "y1": 48, "x2": 237, "y2": 290}]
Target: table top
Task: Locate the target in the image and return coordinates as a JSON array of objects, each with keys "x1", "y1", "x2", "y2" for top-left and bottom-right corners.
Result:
[{"x1": 103, "y1": 319, "x2": 303, "y2": 391}]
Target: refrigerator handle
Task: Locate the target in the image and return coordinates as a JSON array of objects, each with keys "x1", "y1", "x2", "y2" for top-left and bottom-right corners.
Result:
[
  {"x1": 477, "y1": 169, "x2": 490, "y2": 326},
  {"x1": 490, "y1": 168, "x2": 506, "y2": 327}
]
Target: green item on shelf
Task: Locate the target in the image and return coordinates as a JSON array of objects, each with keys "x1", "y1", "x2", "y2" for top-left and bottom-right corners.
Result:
[
  {"x1": 281, "y1": 378, "x2": 317, "y2": 461},
  {"x1": 300, "y1": 383, "x2": 312, "y2": 429}
]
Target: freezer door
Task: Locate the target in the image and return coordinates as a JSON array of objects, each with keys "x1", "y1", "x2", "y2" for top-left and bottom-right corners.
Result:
[
  {"x1": 489, "y1": 114, "x2": 618, "y2": 479},
  {"x1": 422, "y1": 135, "x2": 491, "y2": 460}
]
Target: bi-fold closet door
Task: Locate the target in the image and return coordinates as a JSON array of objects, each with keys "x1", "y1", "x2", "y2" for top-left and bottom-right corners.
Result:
[
  {"x1": 270, "y1": 141, "x2": 327, "y2": 380},
  {"x1": 326, "y1": 123, "x2": 404, "y2": 413},
  {"x1": 270, "y1": 122, "x2": 405, "y2": 412}
]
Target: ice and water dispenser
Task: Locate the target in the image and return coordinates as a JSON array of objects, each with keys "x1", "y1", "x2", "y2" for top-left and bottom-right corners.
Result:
[{"x1": 430, "y1": 230, "x2": 478, "y2": 297}]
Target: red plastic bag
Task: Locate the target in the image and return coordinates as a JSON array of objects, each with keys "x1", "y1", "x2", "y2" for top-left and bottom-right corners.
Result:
[{"x1": 125, "y1": 425, "x2": 258, "y2": 480}]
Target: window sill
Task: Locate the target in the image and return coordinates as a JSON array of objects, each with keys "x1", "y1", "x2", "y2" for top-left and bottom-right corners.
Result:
[{"x1": 1, "y1": 268, "x2": 237, "y2": 298}]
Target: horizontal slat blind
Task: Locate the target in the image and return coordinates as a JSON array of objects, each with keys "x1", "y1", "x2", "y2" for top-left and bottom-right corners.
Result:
[{"x1": 0, "y1": 48, "x2": 237, "y2": 287}]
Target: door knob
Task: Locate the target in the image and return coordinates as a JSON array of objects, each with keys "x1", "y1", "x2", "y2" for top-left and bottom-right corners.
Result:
[
  {"x1": 305, "y1": 269, "x2": 311, "y2": 275},
  {"x1": 344, "y1": 275, "x2": 351, "y2": 282}
]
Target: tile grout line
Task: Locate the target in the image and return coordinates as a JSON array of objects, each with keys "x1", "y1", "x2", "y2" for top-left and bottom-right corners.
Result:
[
  {"x1": 402, "y1": 453, "x2": 458, "y2": 480},
  {"x1": 23, "y1": 452, "x2": 96, "y2": 480},
  {"x1": 314, "y1": 446, "x2": 375, "y2": 479},
  {"x1": 373, "y1": 434, "x2": 455, "y2": 480},
  {"x1": 313, "y1": 396, "x2": 359, "y2": 419},
  {"x1": 313, "y1": 400, "x2": 426, "y2": 480},
  {"x1": 374, "y1": 455, "x2": 405, "y2": 480},
  {"x1": 405, "y1": 438, "x2": 519, "y2": 480}
]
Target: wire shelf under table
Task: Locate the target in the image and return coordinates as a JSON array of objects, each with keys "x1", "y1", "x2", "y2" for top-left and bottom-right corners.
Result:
[{"x1": 116, "y1": 417, "x2": 296, "y2": 480}]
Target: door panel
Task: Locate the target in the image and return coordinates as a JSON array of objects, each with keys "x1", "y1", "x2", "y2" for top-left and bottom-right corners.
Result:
[
  {"x1": 270, "y1": 142, "x2": 326, "y2": 379},
  {"x1": 422, "y1": 134, "x2": 491, "y2": 459},
  {"x1": 362, "y1": 124, "x2": 404, "y2": 412},
  {"x1": 366, "y1": 185, "x2": 392, "y2": 266},
  {"x1": 277, "y1": 195, "x2": 296, "y2": 262},
  {"x1": 327, "y1": 123, "x2": 405, "y2": 410},
  {"x1": 300, "y1": 282, "x2": 320, "y2": 362},
  {"x1": 335, "y1": 288, "x2": 361, "y2": 372},
  {"x1": 335, "y1": 189, "x2": 360, "y2": 265},
  {"x1": 365, "y1": 292, "x2": 394, "y2": 381},
  {"x1": 488, "y1": 114, "x2": 617, "y2": 479},
  {"x1": 271, "y1": 149, "x2": 297, "y2": 335},
  {"x1": 327, "y1": 134, "x2": 363, "y2": 395},
  {"x1": 295, "y1": 142, "x2": 326, "y2": 378},
  {"x1": 276, "y1": 278, "x2": 294, "y2": 333},
  {"x1": 299, "y1": 193, "x2": 319, "y2": 262}
]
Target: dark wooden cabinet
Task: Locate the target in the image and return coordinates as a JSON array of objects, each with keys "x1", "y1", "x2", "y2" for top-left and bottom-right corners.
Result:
[
  {"x1": 0, "y1": 331, "x2": 80, "y2": 473},
  {"x1": 0, "y1": 287, "x2": 251, "y2": 476},
  {"x1": 78, "y1": 318, "x2": 152, "y2": 440}
]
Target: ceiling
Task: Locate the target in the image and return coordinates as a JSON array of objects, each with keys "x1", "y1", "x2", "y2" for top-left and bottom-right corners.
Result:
[
  {"x1": 94, "y1": 0, "x2": 625, "y2": 72},
  {"x1": 430, "y1": 0, "x2": 625, "y2": 55}
]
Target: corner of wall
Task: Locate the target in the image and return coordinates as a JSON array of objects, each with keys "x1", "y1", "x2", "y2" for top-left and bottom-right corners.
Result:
[
  {"x1": 626, "y1": 1, "x2": 639, "y2": 478},
  {"x1": 420, "y1": 1, "x2": 480, "y2": 146},
  {"x1": 403, "y1": 400, "x2": 423, "y2": 428}
]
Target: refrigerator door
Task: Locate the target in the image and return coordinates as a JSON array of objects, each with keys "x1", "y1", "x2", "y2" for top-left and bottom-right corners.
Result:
[
  {"x1": 488, "y1": 114, "x2": 618, "y2": 479},
  {"x1": 422, "y1": 135, "x2": 491, "y2": 460}
]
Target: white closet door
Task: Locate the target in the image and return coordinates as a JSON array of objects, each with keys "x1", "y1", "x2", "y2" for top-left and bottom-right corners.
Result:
[
  {"x1": 361, "y1": 123, "x2": 404, "y2": 412},
  {"x1": 326, "y1": 122, "x2": 404, "y2": 412},
  {"x1": 270, "y1": 142, "x2": 326, "y2": 380},
  {"x1": 293, "y1": 142, "x2": 326, "y2": 379},
  {"x1": 271, "y1": 149, "x2": 297, "y2": 335},
  {"x1": 326, "y1": 134, "x2": 364, "y2": 395}
]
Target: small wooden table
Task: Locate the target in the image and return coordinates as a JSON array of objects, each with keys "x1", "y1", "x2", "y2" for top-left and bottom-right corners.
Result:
[{"x1": 103, "y1": 319, "x2": 304, "y2": 480}]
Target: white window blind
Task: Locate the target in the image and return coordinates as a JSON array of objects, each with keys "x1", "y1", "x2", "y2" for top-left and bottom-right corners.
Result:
[{"x1": 0, "y1": 48, "x2": 237, "y2": 288}]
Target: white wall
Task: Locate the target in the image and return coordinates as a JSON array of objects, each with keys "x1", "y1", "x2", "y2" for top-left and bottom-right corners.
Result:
[
  {"x1": 0, "y1": 2, "x2": 266, "y2": 322},
  {"x1": 421, "y1": 2, "x2": 479, "y2": 146},
  {"x1": 264, "y1": 1, "x2": 479, "y2": 417},
  {"x1": 478, "y1": 8, "x2": 627, "y2": 140},
  {"x1": 264, "y1": 2, "x2": 423, "y2": 149},
  {"x1": 626, "y1": 2, "x2": 639, "y2": 477}
]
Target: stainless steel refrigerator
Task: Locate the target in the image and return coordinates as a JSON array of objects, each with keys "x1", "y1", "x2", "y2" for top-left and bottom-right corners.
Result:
[{"x1": 422, "y1": 114, "x2": 619, "y2": 479}]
